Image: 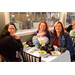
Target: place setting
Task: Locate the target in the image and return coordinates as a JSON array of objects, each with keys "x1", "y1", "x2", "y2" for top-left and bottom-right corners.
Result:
[{"x1": 22, "y1": 38, "x2": 68, "y2": 62}]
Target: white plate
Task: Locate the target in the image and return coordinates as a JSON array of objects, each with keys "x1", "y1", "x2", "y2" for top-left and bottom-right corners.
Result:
[
  {"x1": 53, "y1": 45, "x2": 58, "y2": 49},
  {"x1": 51, "y1": 51, "x2": 61, "y2": 55},
  {"x1": 53, "y1": 45, "x2": 58, "y2": 50},
  {"x1": 31, "y1": 47, "x2": 38, "y2": 51}
]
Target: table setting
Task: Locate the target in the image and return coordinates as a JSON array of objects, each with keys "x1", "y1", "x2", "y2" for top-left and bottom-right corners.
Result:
[{"x1": 22, "y1": 41, "x2": 71, "y2": 62}]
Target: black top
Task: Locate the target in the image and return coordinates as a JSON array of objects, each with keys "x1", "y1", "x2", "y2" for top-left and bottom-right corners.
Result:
[
  {"x1": 1, "y1": 36, "x2": 23, "y2": 61},
  {"x1": 66, "y1": 25, "x2": 72, "y2": 33}
]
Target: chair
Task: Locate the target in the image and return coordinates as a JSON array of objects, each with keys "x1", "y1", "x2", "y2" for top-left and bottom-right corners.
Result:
[
  {"x1": 0, "y1": 54, "x2": 10, "y2": 62},
  {"x1": 0, "y1": 47, "x2": 9, "y2": 62},
  {"x1": 22, "y1": 51, "x2": 41, "y2": 62}
]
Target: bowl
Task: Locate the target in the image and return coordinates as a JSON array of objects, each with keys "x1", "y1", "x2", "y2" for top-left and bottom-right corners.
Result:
[
  {"x1": 38, "y1": 50, "x2": 46, "y2": 56},
  {"x1": 23, "y1": 44, "x2": 28, "y2": 48}
]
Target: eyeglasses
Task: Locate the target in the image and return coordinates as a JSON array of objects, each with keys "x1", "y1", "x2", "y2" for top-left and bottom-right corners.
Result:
[{"x1": 8, "y1": 28, "x2": 15, "y2": 30}]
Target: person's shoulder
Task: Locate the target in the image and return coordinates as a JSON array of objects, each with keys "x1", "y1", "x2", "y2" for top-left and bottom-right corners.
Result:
[
  {"x1": 34, "y1": 30, "x2": 39, "y2": 34},
  {"x1": 63, "y1": 32, "x2": 70, "y2": 37},
  {"x1": 45, "y1": 29, "x2": 49, "y2": 31},
  {"x1": 45, "y1": 29, "x2": 50, "y2": 32},
  {"x1": 4, "y1": 36, "x2": 11, "y2": 39},
  {"x1": 2, "y1": 36, "x2": 13, "y2": 44},
  {"x1": 37, "y1": 30, "x2": 39, "y2": 32},
  {"x1": 4, "y1": 36, "x2": 13, "y2": 40}
]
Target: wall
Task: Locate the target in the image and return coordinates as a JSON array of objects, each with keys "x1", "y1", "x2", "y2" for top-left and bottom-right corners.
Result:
[
  {"x1": 60, "y1": 12, "x2": 67, "y2": 26},
  {"x1": 0, "y1": 12, "x2": 9, "y2": 35},
  {"x1": 0, "y1": 12, "x2": 5, "y2": 35},
  {"x1": 20, "y1": 34, "x2": 33, "y2": 42}
]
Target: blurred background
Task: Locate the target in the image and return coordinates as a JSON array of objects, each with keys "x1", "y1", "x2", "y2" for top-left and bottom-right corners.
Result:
[{"x1": 0, "y1": 12, "x2": 75, "y2": 42}]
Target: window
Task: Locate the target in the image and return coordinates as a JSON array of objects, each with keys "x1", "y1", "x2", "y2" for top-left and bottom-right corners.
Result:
[
  {"x1": 47, "y1": 12, "x2": 60, "y2": 26},
  {"x1": 66, "y1": 12, "x2": 75, "y2": 26},
  {"x1": 9, "y1": 12, "x2": 60, "y2": 32}
]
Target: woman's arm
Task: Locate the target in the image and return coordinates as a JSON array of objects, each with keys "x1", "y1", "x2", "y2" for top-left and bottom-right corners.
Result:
[
  {"x1": 32, "y1": 30, "x2": 39, "y2": 40},
  {"x1": 66, "y1": 33, "x2": 73, "y2": 49},
  {"x1": 37, "y1": 31, "x2": 46, "y2": 37},
  {"x1": 44, "y1": 30, "x2": 52, "y2": 40},
  {"x1": 3, "y1": 36, "x2": 23, "y2": 51},
  {"x1": 65, "y1": 33, "x2": 75, "y2": 56}
]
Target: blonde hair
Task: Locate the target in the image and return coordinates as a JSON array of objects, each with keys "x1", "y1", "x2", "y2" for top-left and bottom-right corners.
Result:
[{"x1": 52, "y1": 21, "x2": 65, "y2": 35}]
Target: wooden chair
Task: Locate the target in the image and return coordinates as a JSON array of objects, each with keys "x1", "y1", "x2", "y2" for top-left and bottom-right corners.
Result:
[
  {"x1": 22, "y1": 51, "x2": 41, "y2": 62},
  {"x1": 0, "y1": 46, "x2": 9, "y2": 62},
  {"x1": 0, "y1": 54, "x2": 10, "y2": 62}
]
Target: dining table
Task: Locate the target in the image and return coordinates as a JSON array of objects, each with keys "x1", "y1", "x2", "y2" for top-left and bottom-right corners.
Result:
[{"x1": 22, "y1": 46, "x2": 71, "y2": 62}]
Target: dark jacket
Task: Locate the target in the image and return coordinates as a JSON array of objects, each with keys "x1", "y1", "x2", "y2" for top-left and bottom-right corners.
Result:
[
  {"x1": 1, "y1": 36, "x2": 23, "y2": 61},
  {"x1": 50, "y1": 32, "x2": 75, "y2": 56},
  {"x1": 66, "y1": 25, "x2": 72, "y2": 33}
]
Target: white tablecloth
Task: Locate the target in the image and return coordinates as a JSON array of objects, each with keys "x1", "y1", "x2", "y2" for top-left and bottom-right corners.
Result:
[
  {"x1": 23, "y1": 47, "x2": 71, "y2": 62},
  {"x1": 49, "y1": 51, "x2": 70, "y2": 62}
]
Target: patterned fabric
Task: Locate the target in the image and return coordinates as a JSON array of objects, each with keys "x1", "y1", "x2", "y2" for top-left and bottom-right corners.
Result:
[
  {"x1": 32, "y1": 37, "x2": 39, "y2": 47},
  {"x1": 32, "y1": 37, "x2": 49, "y2": 47}
]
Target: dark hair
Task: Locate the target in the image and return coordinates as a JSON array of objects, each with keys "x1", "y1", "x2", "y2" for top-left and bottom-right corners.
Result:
[{"x1": 0, "y1": 23, "x2": 16, "y2": 42}]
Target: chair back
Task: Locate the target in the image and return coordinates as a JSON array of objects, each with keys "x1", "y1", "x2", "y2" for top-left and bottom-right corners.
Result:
[
  {"x1": 22, "y1": 51, "x2": 41, "y2": 62},
  {"x1": 0, "y1": 47, "x2": 9, "y2": 62}
]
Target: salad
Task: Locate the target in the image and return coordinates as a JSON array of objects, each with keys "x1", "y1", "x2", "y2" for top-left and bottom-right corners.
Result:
[
  {"x1": 23, "y1": 44, "x2": 28, "y2": 47},
  {"x1": 38, "y1": 50, "x2": 46, "y2": 54}
]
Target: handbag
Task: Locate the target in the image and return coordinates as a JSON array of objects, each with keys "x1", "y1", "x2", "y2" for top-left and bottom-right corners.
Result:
[{"x1": 58, "y1": 47, "x2": 67, "y2": 53}]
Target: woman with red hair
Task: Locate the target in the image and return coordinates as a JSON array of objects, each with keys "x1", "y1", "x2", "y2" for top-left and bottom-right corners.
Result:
[
  {"x1": 32, "y1": 21, "x2": 51, "y2": 39},
  {"x1": 32, "y1": 21, "x2": 51, "y2": 47}
]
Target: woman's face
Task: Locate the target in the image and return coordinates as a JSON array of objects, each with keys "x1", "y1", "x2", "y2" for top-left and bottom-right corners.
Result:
[
  {"x1": 40, "y1": 23, "x2": 46, "y2": 31},
  {"x1": 8, "y1": 25, "x2": 16, "y2": 36},
  {"x1": 55, "y1": 23, "x2": 62, "y2": 33}
]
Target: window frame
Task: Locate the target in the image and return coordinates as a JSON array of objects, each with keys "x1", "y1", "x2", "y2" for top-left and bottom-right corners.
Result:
[{"x1": 6, "y1": 12, "x2": 65, "y2": 36}]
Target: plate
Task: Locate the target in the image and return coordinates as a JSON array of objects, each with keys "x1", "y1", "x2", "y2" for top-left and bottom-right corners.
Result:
[
  {"x1": 31, "y1": 47, "x2": 38, "y2": 51},
  {"x1": 51, "y1": 51, "x2": 61, "y2": 55},
  {"x1": 22, "y1": 42, "x2": 26, "y2": 45},
  {"x1": 39, "y1": 50, "x2": 46, "y2": 55},
  {"x1": 53, "y1": 45, "x2": 58, "y2": 49},
  {"x1": 23, "y1": 44, "x2": 28, "y2": 48}
]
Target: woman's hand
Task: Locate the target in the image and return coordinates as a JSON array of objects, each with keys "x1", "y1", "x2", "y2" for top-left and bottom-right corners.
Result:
[
  {"x1": 32, "y1": 36, "x2": 37, "y2": 40},
  {"x1": 37, "y1": 32, "x2": 46, "y2": 37},
  {"x1": 14, "y1": 35, "x2": 20, "y2": 39},
  {"x1": 32, "y1": 31, "x2": 46, "y2": 40}
]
